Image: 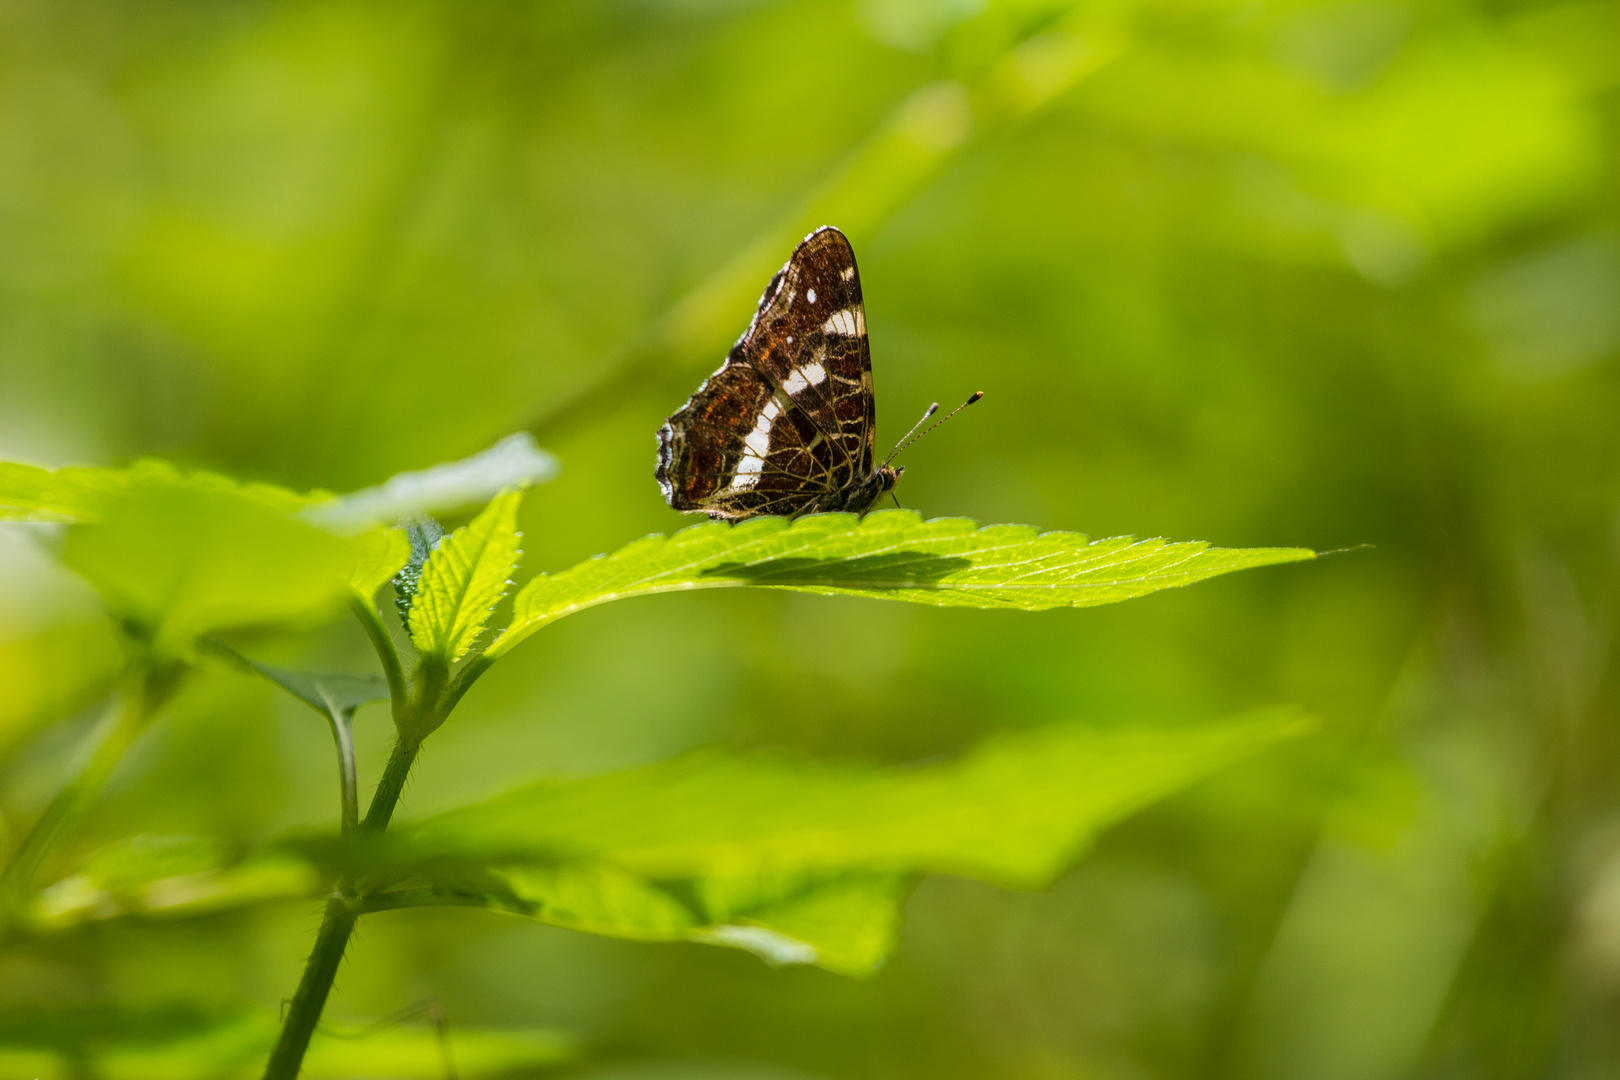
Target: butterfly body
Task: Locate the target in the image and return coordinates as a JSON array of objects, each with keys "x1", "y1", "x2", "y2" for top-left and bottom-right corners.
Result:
[{"x1": 657, "y1": 226, "x2": 895, "y2": 521}]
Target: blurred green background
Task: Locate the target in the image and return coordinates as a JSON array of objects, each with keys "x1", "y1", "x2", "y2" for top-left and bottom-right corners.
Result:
[{"x1": 2, "y1": 0, "x2": 1618, "y2": 1076}]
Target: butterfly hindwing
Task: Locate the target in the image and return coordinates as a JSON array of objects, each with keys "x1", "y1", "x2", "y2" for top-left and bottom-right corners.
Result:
[{"x1": 656, "y1": 360, "x2": 837, "y2": 519}]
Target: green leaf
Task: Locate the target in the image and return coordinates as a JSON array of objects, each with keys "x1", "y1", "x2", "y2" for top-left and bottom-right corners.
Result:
[
  {"x1": 0, "y1": 459, "x2": 317, "y2": 524},
  {"x1": 0, "y1": 458, "x2": 405, "y2": 656},
  {"x1": 408, "y1": 489, "x2": 525, "y2": 663},
  {"x1": 488, "y1": 510, "x2": 1314, "y2": 659},
  {"x1": 345, "y1": 525, "x2": 409, "y2": 601},
  {"x1": 25, "y1": 712, "x2": 1307, "y2": 976},
  {"x1": 60, "y1": 482, "x2": 357, "y2": 658},
  {"x1": 392, "y1": 515, "x2": 445, "y2": 633},
  {"x1": 390, "y1": 709, "x2": 1307, "y2": 888},
  {"x1": 206, "y1": 643, "x2": 388, "y2": 717},
  {"x1": 300, "y1": 432, "x2": 559, "y2": 533},
  {"x1": 29, "y1": 836, "x2": 319, "y2": 930},
  {"x1": 689, "y1": 872, "x2": 907, "y2": 974},
  {"x1": 334, "y1": 710, "x2": 1306, "y2": 973}
]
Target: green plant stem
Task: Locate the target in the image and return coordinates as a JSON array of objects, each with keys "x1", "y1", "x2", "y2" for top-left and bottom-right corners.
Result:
[
  {"x1": 262, "y1": 896, "x2": 356, "y2": 1079},
  {"x1": 363, "y1": 737, "x2": 421, "y2": 832},
  {"x1": 2, "y1": 669, "x2": 170, "y2": 901},
  {"x1": 322, "y1": 706, "x2": 359, "y2": 837},
  {"x1": 350, "y1": 595, "x2": 409, "y2": 731},
  {"x1": 262, "y1": 734, "x2": 421, "y2": 1079},
  {"x1": 441, "y1": 653, "x2": 494, "y2": 717},
  {"x1": 265, "y1": 610, "x2": 438, "y2": 1078}
]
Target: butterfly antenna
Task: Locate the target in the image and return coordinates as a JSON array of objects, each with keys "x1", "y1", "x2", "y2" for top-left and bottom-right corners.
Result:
[{"x1": 883, "y1": 391, "x2": 984, "y2": 466}]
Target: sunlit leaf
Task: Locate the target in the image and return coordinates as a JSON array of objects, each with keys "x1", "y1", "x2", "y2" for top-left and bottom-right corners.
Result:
[
  {"x1": 300, "y1": 432, "x2": 559, "y2": 533},
  {"x1": 408, "y1": 489, "x2": 525, "y2": 663},
  {"x1": 489, "y1": 510, "x2": 1313, "y2": 659},
  {"x1": 345, "y1": 526, "x2": 409, "y2": 602},
  {"x1": 0, "y1": 459, "x2": 317, "y2": 524}
]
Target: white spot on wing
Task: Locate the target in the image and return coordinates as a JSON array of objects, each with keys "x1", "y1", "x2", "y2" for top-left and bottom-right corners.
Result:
[
  {"x1": 821, "y1": 308, "x2": 863, "y2": 336},
  {"x1": 729, "y1": 453, "x2": 764, "y2": 490},
  {"x1": 803, "y1": 362, "x2": 826, "y2": 385},
  {"x1": 745, "y1": 425, "x2": 771, "y2": 456},
  {"x1": 840, "y1": 266, "x2": 855, "y2": 281},
  {"x1": 806, "y1": 288, "x2": 817, "y2": 304},
  {"x1": 782, "y1": 371, "x2": 808, "y2": 394}
]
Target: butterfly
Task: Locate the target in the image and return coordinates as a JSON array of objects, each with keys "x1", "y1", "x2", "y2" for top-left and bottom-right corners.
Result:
[{"x1": 656, "y1": 225, "x2": 980, "y2": 521}]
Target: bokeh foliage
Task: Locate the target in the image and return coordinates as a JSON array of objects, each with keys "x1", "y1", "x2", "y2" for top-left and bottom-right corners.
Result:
[{"x1": 1, "y1": 0, "x2": 1617, "y2": 1077}]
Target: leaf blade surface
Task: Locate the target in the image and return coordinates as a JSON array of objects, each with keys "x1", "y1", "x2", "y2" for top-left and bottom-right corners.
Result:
[
  {"x1": 491, "y1": 510, "x2": 1313, "y2": 657},
  {"x1": 407, "y1": 489, "x2": 524, "y2": 663}
]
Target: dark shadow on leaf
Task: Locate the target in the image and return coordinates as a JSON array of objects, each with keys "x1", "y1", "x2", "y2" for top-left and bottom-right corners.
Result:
[{"x1": 699, "y1": 551, "x2": 971, "y2": 586}]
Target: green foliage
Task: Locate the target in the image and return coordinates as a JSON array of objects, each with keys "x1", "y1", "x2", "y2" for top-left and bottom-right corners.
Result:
[
  {"x1": 22, "y1": 709, "x2": 1305, "y2": 977},
  {"x1": 389, "y1": 708, "x2": 1306, "y2": 889},
  {"x1": 30, "y1": 835, "x2": 317, "y2": 930},
  {"x1": 0, "y1": 1008, "x2": 575, "y2": 1079},
  {"x1": 0, "y1": 621, "x2": 124, "y2": 755},
  {"x1": 345, "y1": 527, "x2": 409, "y2": 603},
  {"x1": 9, "y1": 0, "x2": 1607, "y2": 1072},
  {"x1": 406, "y1": 490, "x2": 525, "y2": 663},
  {"x1": 0, "y1": 460, "x2": 317, "y2": 524},
  {"x1": 60, "y1": 481, "x2": 356, "y2": 659},
  {"x1": 491, "y1": 510, "x2": 1313, "y2": 658}
]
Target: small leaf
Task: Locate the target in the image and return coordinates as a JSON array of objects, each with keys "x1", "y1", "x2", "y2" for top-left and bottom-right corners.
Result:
[
  {"x1": 392, "y1": 515, "x2": 444, "y2": 631},
  {"x1": 300, "y1": 432, "x2": 559, "y2": 533},
  {"x1": 408, "y1": 490, "x2": 525, "y2": 663},
  {"x1": 489, "y1": 510, "x2": 1314, "y2": 659},
  {"x1": 346, "y1": 526, "x2": 409, "y2": 601},
  {"x1": 207, "y1": 643, "x2": 388, "y2": 717}
]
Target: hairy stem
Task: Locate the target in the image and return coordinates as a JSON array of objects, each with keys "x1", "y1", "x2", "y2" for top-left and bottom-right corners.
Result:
[
  {"x1": 363, "y1": 737, "x2": 421, "y2": 833},
  {"x1": 261, "y1": 894, "x2": 357, "y2": 1079},
  {"x1": 265, "y1": 599, "x2": 443, "y2": 1078},
  {"x1": 262, "y1": 733, "x2": 422, "y2": 1078}
]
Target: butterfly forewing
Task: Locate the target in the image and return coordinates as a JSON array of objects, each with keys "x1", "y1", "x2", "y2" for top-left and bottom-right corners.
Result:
[
  {"x1": 739, "y1": 228, "x2": 875, "y2": 477},
  {"x1": 656, "y1": 226, "x2": 887, "y2": 521}
]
